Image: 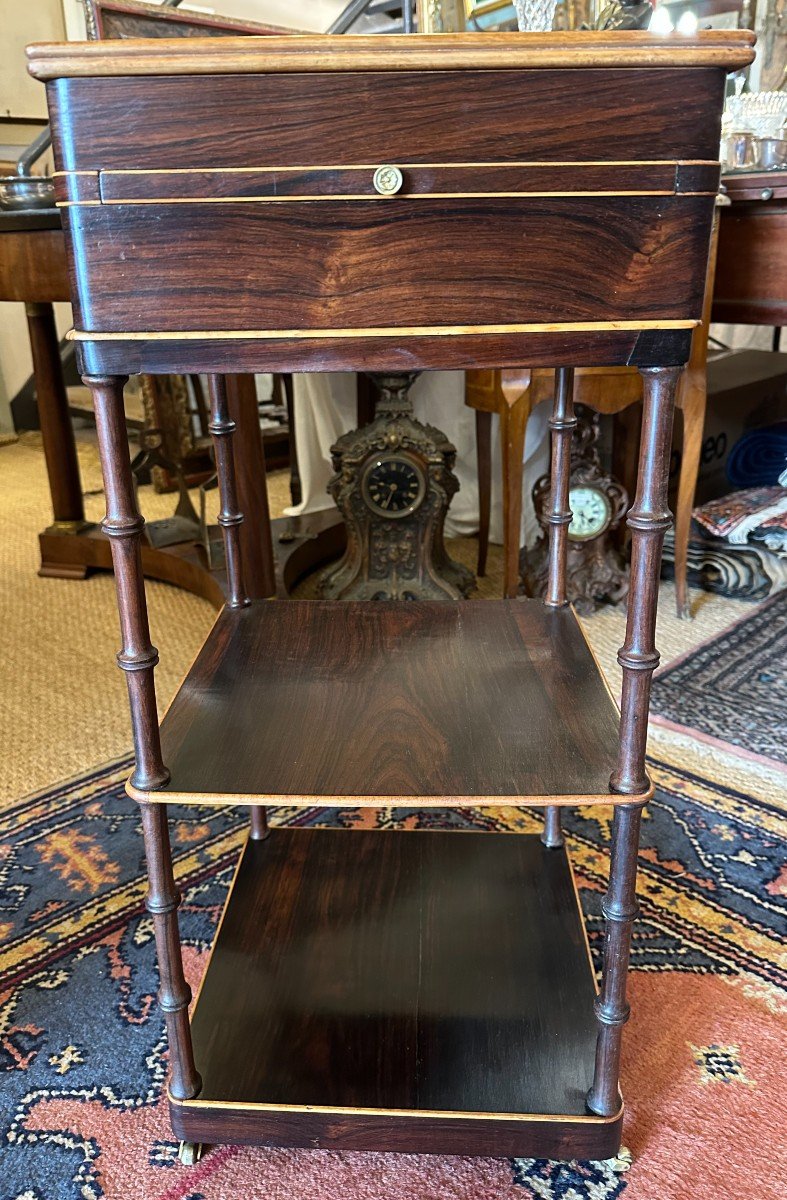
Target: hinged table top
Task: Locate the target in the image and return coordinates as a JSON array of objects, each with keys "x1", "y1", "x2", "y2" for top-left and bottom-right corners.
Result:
[{"x1": 27, "y1": 30, "x2": 755, "y2": 79}]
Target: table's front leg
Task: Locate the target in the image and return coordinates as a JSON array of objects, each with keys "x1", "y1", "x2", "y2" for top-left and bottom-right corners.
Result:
[
  {"x1": 588, "y1": 364, "x2": 680, "y2": 1118},
  {"x1": 87, "y1": 372, "x2": 201, "y2": 1102}
]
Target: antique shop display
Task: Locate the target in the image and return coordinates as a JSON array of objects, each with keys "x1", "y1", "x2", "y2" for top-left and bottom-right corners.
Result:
[
  {"x1": 522, "y1": 400, "x2": 628, "y2": 613},
  {"x1": 29, "y1": 27, "x2": 753, "y2": 1164},
  {"x1": 722, "y1": 89, "x2": 787, "y2": 171},
  {"x1": 321, "y1": 374, "x2": 474, "y2": 600}
]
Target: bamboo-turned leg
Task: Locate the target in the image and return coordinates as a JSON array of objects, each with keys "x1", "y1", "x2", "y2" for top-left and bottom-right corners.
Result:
[
  {"x1": 611, "y1": 365, "x2": 679, "y2": 797},
  {"x1": 249, "y1": 806, "x2": 269, "y2": 840},
  {"x1": 586, "y1": 801, "x2": 644, "y2": 1117},
  {"x1": 140, "y1": 802, "x2": 202, "y2": 1101},
  {"x1": 140, "y1": 807, "x2": 203, "y2": 1130},
  {"x1": 587, "y1": 365, "x2": 680, "y2": 1117},
  {"x1": 542, "y1": 367, "x2": 576, "y2": 849},
  {"x1": 207, "y1": 374, "x2": 250, "y2": 611},
  {"x1": 87, "y1": 374, "x2": 200, "y2": 1101},
  {"x1": 89, "y1": 374, "x2": 168, "y2": 792},
  {"x1": 207, "y1": 375, "x2": 268, "y2": 841}
]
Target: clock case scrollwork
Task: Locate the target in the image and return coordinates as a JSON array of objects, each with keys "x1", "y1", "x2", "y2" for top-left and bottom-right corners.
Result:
[{"x1": 320, "y1": 374, "x2": 475, "y2": 601}]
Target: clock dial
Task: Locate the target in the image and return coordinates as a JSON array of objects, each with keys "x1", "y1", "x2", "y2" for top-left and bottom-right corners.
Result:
[
  {"x1": 567, "y1": 485, "x2": 612, "y2": 542},
  {"x1": 361, "y1": 454, "x2": 426, "y2": 519}
]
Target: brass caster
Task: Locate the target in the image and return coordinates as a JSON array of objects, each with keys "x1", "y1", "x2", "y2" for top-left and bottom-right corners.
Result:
[
  {"x1": 178, "y1": 1141, "x2": 203, "y2": 1166},
  {"x1": 605, "y1": 1145, "x2": 633, "y2": 1174}
]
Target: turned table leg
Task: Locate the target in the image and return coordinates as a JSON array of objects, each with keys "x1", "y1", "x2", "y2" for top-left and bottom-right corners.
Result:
[
  {"x1": 611, "y1": 366, "x2": 678, "y2": 797},
  {"x1": 587, "y1": 364, "x2": 679, "y2": 1117},
  {"x1": 586, "y1": 800, "x2": 645, "y2": 1117},
  {"x1": 27, "y1": 301, "x2": 84, "y2": 528},
  {"x1": 208, "y1": 375, "x2": 268, "y2": 842},
  {"x1": 225, "y1": 374, "x2": 276, "y2": 600},
  {"x1": 88, "y1": 372, "x2": 200, "y2": 1102},
  {"x1": 141, "y1": 802, "x2": 202, "y2": 1101},
  {"x1": 542, "y1": 367, "x2": 577, "y2": 850}
]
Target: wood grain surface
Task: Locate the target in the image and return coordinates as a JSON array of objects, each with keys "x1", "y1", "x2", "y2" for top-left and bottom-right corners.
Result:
[
  {"x1": 133, "y1": 598, "x2": 631, "y2": 805},
  {"x1": 27, "y1": 30, "x2": 756, "y2": 80},
  {"x1": 171, "y1": 827, "x2": 621, "y2": 1157},
  {"x1": 47, "y1": 69, "x2": 725, "y2": 171},
  {"x1": 61, "y1": 195, "x2": 713, "y2": 334}
]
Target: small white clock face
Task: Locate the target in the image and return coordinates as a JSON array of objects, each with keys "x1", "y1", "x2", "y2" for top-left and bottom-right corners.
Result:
[{"x1": 568, "y1": 485, "x2": 612, "y2": 542}]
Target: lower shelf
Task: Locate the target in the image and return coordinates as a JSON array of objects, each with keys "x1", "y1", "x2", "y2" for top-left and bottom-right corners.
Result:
[{"x1": 170, "y1": 827, "x2": 622, "y2": 1158}]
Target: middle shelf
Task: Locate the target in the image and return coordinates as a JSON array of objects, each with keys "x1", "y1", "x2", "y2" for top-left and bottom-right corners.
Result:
[{"x1": 130, "y1": 598, "x2": 635, "y2": 808}]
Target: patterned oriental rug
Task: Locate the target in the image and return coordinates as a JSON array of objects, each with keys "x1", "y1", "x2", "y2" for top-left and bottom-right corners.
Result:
[
  {"x1": 651, "y1": 590, "x2": 787, "y2": 774},
  {"x1": 0, "y1": 759, "x2": 784, "y2": 1200}
]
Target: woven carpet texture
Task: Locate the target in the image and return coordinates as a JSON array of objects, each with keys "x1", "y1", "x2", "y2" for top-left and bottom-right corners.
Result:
[{"x1": 0, "y1": 432, "x2": 785, "y2": 1200}]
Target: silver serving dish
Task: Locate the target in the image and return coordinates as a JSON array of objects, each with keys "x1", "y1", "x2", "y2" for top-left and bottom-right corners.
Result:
[{"x1": 0, "y1": 128, "x2": 56, "y2": 211}]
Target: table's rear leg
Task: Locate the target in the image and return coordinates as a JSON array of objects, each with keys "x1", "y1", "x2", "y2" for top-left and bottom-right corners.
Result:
[
  {"x1": 207, "y1": 375, "x2": 268, "y2": 841},
  {"x1": 542, "y1": 366, "x2": 577, "y2": 849}
]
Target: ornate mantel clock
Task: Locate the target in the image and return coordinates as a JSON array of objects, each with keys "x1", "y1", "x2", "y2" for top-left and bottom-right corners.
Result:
[
  {"x1": 521, "y1": 406, "x2": 629, "y2": 615},
  {"x1": 320, "y1": 374, "x2": 475, "y2": 601}
]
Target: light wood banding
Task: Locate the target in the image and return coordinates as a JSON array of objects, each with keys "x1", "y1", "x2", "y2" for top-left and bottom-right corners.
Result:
[
  {"x1": 48, "y1": 160, "x2": 721, "y2": 207},
  {"x1": 123, "y1": 597, "x2": 649, "y2": 808},
  {"x1": 26, "y1": 31, "x2": 756, "y2": 81},
  {"x1": 68, "y1": 321, "x2": 698, "y2": 342}
]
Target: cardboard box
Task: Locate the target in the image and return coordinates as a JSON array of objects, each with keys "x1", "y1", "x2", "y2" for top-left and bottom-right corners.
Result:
[{"x1": 675, "y1": 349, "x2": 787, "y2": 506}]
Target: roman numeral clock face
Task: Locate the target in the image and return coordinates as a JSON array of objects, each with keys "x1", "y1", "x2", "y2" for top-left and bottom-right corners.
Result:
[{"x1": 361, "y1": 454, "x2": 427, "y2": 519}]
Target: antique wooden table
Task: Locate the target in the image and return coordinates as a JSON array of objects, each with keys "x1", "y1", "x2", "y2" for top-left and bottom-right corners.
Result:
[
  {"x1": 28, "y1": 29, "x2": 753, "y2": 1165},
  {"x1": 713, "y1": 168, "x2": 787, "y2": 329},
  {"x1": 0, "y1": 208, "x2": 278, "y2": 601}
]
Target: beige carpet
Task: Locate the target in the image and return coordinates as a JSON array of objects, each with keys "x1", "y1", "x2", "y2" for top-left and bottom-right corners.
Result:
[{"x1": 0, "y1": 429, "x2": 770, "y2": 806}]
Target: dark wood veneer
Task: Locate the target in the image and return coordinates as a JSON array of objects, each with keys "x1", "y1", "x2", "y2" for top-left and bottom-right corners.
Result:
[
  {"x1": 74, "y1": 328, "x2": 696, "y2": 378},
  {"x1": 89, "y1": 161, "x2": 718, "y2": 203},
  {"x1": 63, "y1": 195, "x2": 712, "y2": 334},
  {"x1": 171, "y1": 828, "x2": 620, "y2": 1157},
  {"x1": 48, "y1": 69, "x2": 725, "y2": 172},
  {"x1": 30, "y1": 29, "x2": 749, "y2": 1163},
  {"x1": 142, "y1": 598, "x2": 627, "y2": 806}
]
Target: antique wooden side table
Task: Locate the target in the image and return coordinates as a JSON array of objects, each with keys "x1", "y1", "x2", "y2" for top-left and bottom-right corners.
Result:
[
  {"x1": 29, "y1": 29, "x2": 753, "y2": 1164},
  {"x1": 713, "y1": 168, "x2": 787, "y2": 330}
]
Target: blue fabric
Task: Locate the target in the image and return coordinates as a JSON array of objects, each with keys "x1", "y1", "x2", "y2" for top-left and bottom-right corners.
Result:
[{"x1": 726, "y1": 424, "x2": 787, "y2": 488}]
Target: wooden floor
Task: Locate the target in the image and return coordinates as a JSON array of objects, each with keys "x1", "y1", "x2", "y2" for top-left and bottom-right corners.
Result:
[
  {"x1": 138, "y1": 598, "x2": 628, "y2": 806},
  {"x1": 172, "y1": 828, "x2": 620, "y2": 1157}
]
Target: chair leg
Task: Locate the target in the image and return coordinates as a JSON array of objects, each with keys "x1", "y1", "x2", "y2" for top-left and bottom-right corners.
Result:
[
  {"x1": 281, "y1": 374, "x2": 301, "y2": 507},
  {"x1": 674, "y1": 371, "x2": 706, "y2": 619},
  {"x1": 475, "y1": 410, "x2": 492, "y2": 576},
  {"x1": 500, "y1": 396, "x2": 529, "y2": 599}
]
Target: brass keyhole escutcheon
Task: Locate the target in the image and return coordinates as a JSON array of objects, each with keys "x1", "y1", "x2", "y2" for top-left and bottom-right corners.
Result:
[{"x1": 373, "y1": 165, "x2": 404, "y2": 196}]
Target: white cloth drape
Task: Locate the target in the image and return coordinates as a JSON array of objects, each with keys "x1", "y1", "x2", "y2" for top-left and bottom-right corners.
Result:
[{"x1": 283, "y1": 372, "x2": 550, "y2": 548}]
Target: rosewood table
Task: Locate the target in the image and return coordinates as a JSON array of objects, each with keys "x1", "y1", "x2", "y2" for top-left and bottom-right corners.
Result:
[
  {"x1": 28, "y1": 29, "x2": 753, "y2": 1165},
  {"x1": 713, "y1": 167, "x2": 787, "y2": 330}
]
